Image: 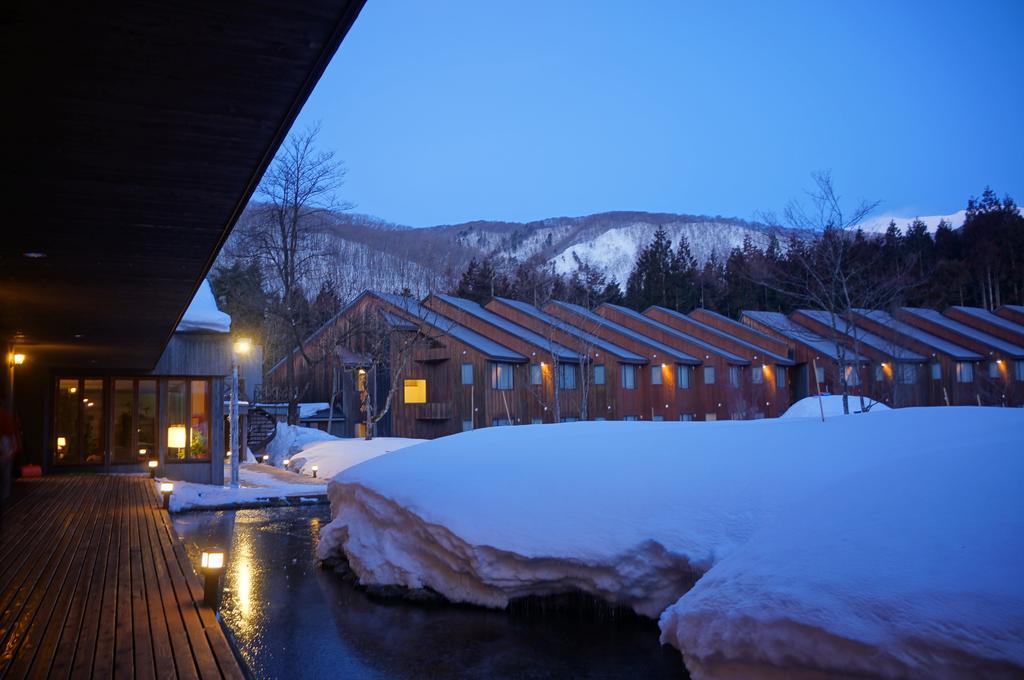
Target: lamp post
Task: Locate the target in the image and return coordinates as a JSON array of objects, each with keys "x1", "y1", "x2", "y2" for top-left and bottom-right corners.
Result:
[
  {"x1": 200, "y1": 549, "x2": 225, "y2": 608},
  {"x1": 311, "y1": 464, "x2": 318, "y2": 479},
  {"x1": 230, "y1": 337, "x2": 252, "y2": 489}
]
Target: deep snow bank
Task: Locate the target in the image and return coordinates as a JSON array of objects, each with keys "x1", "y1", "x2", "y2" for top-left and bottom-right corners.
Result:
[
  {"x1": 264, "y1": 423, "x2": 336, "y2": 464},
  {"x1": 659, "y1": 408, "x2": 1024, "y2": 678},
  {"x1": 317, "y1": 411, "x2": 996, "y2": 619},
  {"x1": 288, "y1": 436, "x2": 423, "y2": 479},
  {"x1": 781, "y1": 394, "x2": 890, "y2": 418}
]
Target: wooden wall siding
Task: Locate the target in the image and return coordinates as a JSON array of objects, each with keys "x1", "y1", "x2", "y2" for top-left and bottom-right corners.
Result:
[
  {"x1": 149, "y1": 334, "x2": 231, "y2": 377},
  {"x1": 598, "y1": 306, "x2": 744, "y2": 420},
  {"x1": 689, "y1": 309, "x2": 792, "y2": 357},
  {"x1": 787, "y1": 312, "x2": 928, "y2": 408},
  {"x1": 645, "y1": 308, "x2": 791, "y2": 417},
  {"x1": 849, "y1": 312, "x2": 982, "y2": 407},
  {"x1": 894, "y1": 310, "x2": 1023, "y2": 407},
  {"x1": 541, "y1": 302, "x2": 701, "y2": 421},
  {"x1": 741, "y1": 315, "x2": 845, "y2": 404},
  {"x1": 944, "y1": 308, "x2": 1024, "y2": 345},
  {"x1": 995, "y1": 305, "x2": 1024, "y2": 325}
]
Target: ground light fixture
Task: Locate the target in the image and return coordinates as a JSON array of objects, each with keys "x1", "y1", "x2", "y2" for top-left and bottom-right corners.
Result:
[
  {"x1": 200, "y1": 549, "x2": 226, "y2": 608},
  {"x1": 283, "y1": 458, "x2": 291, "y2": 467},
  {"x1": 159, "y1": 481, "x2": 174, "y2": 509},
  {"x1": 148, "y1": 459, "x2": 158, "y2": 478},
  {"x1": 311, "y1": 464, "x2": 319, "y2": 479}
]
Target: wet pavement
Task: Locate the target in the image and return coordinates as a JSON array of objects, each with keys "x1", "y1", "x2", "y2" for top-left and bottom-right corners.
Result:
[{"x1": 173, "y1": 506, "x2": 687, "y2": 680}]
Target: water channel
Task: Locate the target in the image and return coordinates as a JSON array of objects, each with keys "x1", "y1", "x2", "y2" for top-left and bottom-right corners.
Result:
[{"x1": 173, "y1": 505, "x2": 687, "y2": 679}]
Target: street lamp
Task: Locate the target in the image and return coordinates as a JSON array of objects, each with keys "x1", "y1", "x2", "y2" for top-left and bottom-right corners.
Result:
[{"x1": 230, "y1": 337, "x2": 253, "y2": 489}]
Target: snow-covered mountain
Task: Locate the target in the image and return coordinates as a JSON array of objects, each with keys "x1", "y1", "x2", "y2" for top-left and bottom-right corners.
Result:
[{"x1": 856, "y1": 210, "x2": 967, "y2": 234}]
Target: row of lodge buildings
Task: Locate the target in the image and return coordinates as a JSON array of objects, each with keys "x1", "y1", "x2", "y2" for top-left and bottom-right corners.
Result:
[{"x1": 266, "y1": 293, "x2": 1024, "y2": 440}]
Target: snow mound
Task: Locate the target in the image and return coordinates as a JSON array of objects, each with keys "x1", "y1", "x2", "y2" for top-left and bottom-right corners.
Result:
[
  {"x1": 176, "y1": 279, "x2": 231, "y2": 333},
  {"x1": 660, "y1": 410, "x2": 1024, "y2": 678},
  {"x1": 781, "y1": 394, "x2": 890, "y2": 418},
  {"x1": 318, "y1": 412, "x2": 984, "y2": 618},
  {"x1": 264, "y1": 423, "x2": 337, "y2": 464},
  {"x1": 288, "y1": 437, "x2": 424, "y2": 480}
]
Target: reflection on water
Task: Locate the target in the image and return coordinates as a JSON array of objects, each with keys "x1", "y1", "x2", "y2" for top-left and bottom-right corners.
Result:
[{"x1": 174, "y1": 506, "x2": 687, "y2": 680}]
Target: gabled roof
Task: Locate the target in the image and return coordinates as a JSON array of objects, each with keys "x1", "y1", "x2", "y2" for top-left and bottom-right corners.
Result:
[
  {"x1": 794, "y1": 310, "x2": 926, "y2": 362},
  {"x1": 376, "y1": 294, "x2": 527, "y2": 362},
  {"x1": 548, "y1": 300, "x2": 699, "y2": 364},
  {"x1": 901, "y1": 308, "x2": 1024, "y2": 359},
  {"x1": 949, "y1": 306, "x2": 1024, "y2": 337},
  {"x1": 493, "y1": 298, "x2": 648, "y2": 363},
  {"x1": 689, "y1": 307, "x2": 788, "y2": 349},
  {"x1": 854, "y1": 309, "x2": 983, "y2": 361},
  {"x1": 604, "y1": 304, "x2": 749, "y2": 364},
  {"x1": 648, "y1": 306, "x2": 794, "y2": 365},
  {"x1": 432, "y1": 295, "x2": 580, "y2": 362},
  {"x1": 742, "y1": 311, "x2": 868, "y2": 363}
]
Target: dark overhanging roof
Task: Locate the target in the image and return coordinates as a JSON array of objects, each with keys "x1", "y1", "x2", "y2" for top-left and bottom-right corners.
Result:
[{"x1": 1, "y1": 0, "x2": 366, "y2": 370}]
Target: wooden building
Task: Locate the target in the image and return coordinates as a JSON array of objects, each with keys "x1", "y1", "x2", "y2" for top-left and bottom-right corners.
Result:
[
  {"x1": 896, "y1": 307, "x2": 1024, "y2": 406},
  {"x1": 645, "y1": 306, "x2": 795, "y2": 418},
  {"x1": 596, "y1": 304, "x2": 751, "y2": 421},
  {"x1": 849, "y1": 309, "x2": 984, "y2": 407},
  {"x1": 484, "y1": 297, "x2": 650, "y2": 421},
  {"x1": 741, "y1": 311, "x2": 870, "y2": 404},
  {"x1": 944, "y1": 306, "x2": 1024, "y2": 346},
  {"x1": 788, "y1": 310, "x2": 928, "y2": 408},
  {"x1": 421, "y1": 294, "x2": 585, "y2": 425},
  {"x1": 543, "y1": 300, "x2": 703, "y2": 422},
  {"x1": 996, "y1": 305, "x2": 1024, "y2": 325}
]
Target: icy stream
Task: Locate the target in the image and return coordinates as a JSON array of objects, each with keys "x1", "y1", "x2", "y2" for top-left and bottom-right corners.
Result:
[{"x1": 173, "y1": 506, "x2": 686, "y2": 679}]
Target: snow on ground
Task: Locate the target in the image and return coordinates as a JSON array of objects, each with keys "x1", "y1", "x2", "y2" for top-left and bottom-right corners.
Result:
[
  {"x1": 317, "y1": 408, "x2": 1023, "y2": 677},
  {"x1": 781, "y1": 394, "x2": 890, "y2": 418},
  {"x1": 165, "y1": 463, "x2": 326, "y2": 512},
  {"x1": 286, "y1": 436, "x2": 424, "y2": 480},
  {"x1": 176, "y1": 279, "x2": 231, "y2": 333},
  {"x1": 264, "y1": 422, "x2": 337, "y2": 464},
  {"x1": 660, "y1": 411, "x2": 1024, "y2": 678}
]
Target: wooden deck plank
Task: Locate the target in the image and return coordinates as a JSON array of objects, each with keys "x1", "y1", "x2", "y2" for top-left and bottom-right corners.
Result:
[{"x1": 0, "y1": 476, "x2": 243, "y2": 679}]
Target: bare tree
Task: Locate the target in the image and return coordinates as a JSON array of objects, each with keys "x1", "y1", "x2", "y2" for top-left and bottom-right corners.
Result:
[
  {"x1": 761, "y1": 171, "x2": 911, "y2": 415},
  {"x1": 238, "y1": 124, "x2": 353, "y2": 423}
]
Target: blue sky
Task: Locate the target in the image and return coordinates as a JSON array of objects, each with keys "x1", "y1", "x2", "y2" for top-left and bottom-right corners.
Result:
[{"x1": 295, "y1": 0, "x2": 1024, "y2": 227}]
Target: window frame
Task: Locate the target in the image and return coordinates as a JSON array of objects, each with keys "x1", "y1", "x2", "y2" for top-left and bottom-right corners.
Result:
[
  {"x1": 593, "y1": 364, "x2": 606, "y2": 385},
  {"x1": 491, "y1": 362, "x2": 514, "y2": 390},
  {"x1": 460, "y1": 362, "x2": 474, "y2": 385},
  {"x1": 650, "y1": 365, "x2": 662, "y2": 386},
  {"x1": 703, "y1": 365, "x2": 715, "y2": 385},
  {"x1": 621, "y1": 364, "x2": 637, "y2": 390}
]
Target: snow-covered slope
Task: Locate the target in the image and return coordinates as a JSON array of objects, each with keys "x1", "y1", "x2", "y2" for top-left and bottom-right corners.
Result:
[
  {"x1": 857, "y1": 210, "x2": 967, "y2": 234},
  {"x1": 318, "y1": 408, "x2": 1023, "y2": 678}
]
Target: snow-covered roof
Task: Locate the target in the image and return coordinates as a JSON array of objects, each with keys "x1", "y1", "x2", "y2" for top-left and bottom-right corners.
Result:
[
  {"x1": 688, "y1": 308, "x2": 788, "y2": 350},
  {"x1": 650, "y1": 306, "x2": 794, "y2": 365},
  {"x1": 794, "y1": 310, "x2": 926, "y2": 362},
  {"x1": 548, "y1": 300, "x2": 699, "y2": 364},
  {"x1": 492, "y1": 297, "x2": 647, "y2": 363},
  {"x1": 176, "y1": 279, "x2": 231, "y2": 333},
  {"x1": 900, "y1": 308, "x2": 1024, "y2": 359},
  {"x1": 377, "y1": 294, "x2": 527, "y2": 362},
  {"x1": 604, "y1": 304, "x2": 749, "y2": 364},
  {"x1": 742, "y1": 311, "x2": 868, "y2": 363},
  {"x1": 855, "y1": 310, "x2": 982, "y2": 361},
  {"x1": 949, "y1": 306, "x2": 1024, "y2": 337},
  {"x1": 433, "y1": 295, "x2": 581, "y2": 362}
]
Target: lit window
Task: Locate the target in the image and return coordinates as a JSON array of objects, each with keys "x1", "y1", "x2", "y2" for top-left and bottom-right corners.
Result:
[
  {"x1": 677, "y1": 365, "x2": 690, "y2": 389},
  {"x1": 530, "y1": 363, "x2": 542, "y2": 385},
  {"x1": 752, "y1": 366, "x2": 763, "y2": 385},
  {"x1": 955, "y1": 362, "x2": 974, "y2": 384},
  {"x1": 404, "y1": 379, "x2": 427, "y2": 403},
  {"x1": 898, "y1": 363, "x2": 916, "y2": 385},
  {"x1": 931, "y1": 362, "x2": 941, "y2": 380},
  {"x1": 621, "y1": 364, "x2": 637, "y2": 390},
  {"x1": 491, "y1": 363, "x2": 514, "y2": 390},
  {"x1": 729, "y1": 366, "x2": 740, "y2": 388},
  {"x1": 558, "y1": 363, "x2": 577, "y2": 389},
  {"x1": 461, "y1": 363, "x2": 473, "y2": 385},
  {"x1": 593, "y1": 364, "x2": 606, "y2": 385},
  {"x1": 650, "y1": 365, "x2": 662, "y2": 386},
  {"x1": 703, "y1": 366, "x2": 715, "y2": 384}
]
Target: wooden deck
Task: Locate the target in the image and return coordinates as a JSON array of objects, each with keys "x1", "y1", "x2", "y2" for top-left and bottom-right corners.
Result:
[{"x1": 0, "y1": 475, "x2": 245, "y2": 679}]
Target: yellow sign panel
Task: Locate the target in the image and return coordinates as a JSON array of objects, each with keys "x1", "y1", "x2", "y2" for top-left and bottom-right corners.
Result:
[{"x1": 404, "y1": 379, "x2": 427, "y2": 404}]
